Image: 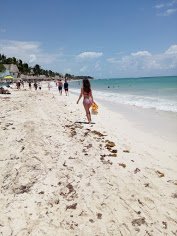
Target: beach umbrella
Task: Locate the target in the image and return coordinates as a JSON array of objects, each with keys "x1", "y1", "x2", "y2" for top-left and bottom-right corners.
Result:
[{"x1": 3, "y1": 75, "x2": 14, "y2": 79}]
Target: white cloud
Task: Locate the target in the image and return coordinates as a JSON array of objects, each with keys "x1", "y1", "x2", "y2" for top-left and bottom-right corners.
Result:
[
  {"x1": 155, "y1": 1, "x2": 177, "y2": 16},
  {"x1": 163, "y1": 8, "x2": 177, "y2": 16},
  {"x1": 29, "y1": 54, "x2": 37, "y2": 63},
  {"x1": 165, "y1": 45, "x2": 177, "y2": 54},
  {"x1": 0, "y1": 28, "x2": 6, "y2": 33},
  {"x1": 107, "y1": 57, "x2": 118, "y2": 63},
  {"x1": 131, "y1": 51, "x2": 151, "y2": 57},
  {"x1": 0, "y1": 40, "x2": 59, "y2": 65},
  {"x1": 80, "y1": 66, "x2": 88, "y2": 72},
  {"x1": 168, "y1": 0, "x2": 177, "y2": 7},
  {"x1": 155, "y1": 4, "x2": 165, "y2": 9},
  {"x1": 77, "y1": 51, "x2": 103, "y2": 59},
  {"x1": 1, "y1": 40, "x2": 176, "y2": 78},
  {"x1": 95, "y1": 62, "x2": 101, "y2": 71},
  {"x1": 1, "y1": 40, "x2": 39, "y2": 53},
  {"x1": 107, "y1": 45, "x2": 177, "y2": 74},
  {"x1": 65, "y1": 68, "x2": 72, "y2": 73}
]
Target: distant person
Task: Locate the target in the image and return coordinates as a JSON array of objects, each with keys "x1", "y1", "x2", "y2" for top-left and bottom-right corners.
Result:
[
  {"x1": 48, "y1": 82, "x2": 51, "y2": 91},
  {"x1": 29, "y1": 81, "x2": 31, "y2": 90},
  {"x1": 21, "y1": 81, "x2": 24, "y2": 88},
  {"x1": 0, "y1": 87, "x2": 11, "y2": 94},
  {"x1": 34, "y1": 82, "x2": 38, "y2": 90},
  {"x1": 64, "y1": 79, "x2": 69, "y2": 96},
  {"x1": 58, "y1": 79, "x2": 63, "y2": 95},
  {"x1": 77, "y1": 79, "x2": 94, "y2": 124},
  {"x1": 16, "y1": 81, "x2": 21, "y2": 90},
  {"x1": 39, "y1": 82, "x2": 42, "y2": 90}
]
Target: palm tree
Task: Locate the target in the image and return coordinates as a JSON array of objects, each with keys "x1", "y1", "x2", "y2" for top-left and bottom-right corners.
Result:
[
  {"x1": 12, "y1": 57, "x2": 17, "y2": 64},
  {"x1": 6, "y1": 57, "x2": 13, "y2": 64},
  {"x1": 33, "y1": 64, "x2": 41, "y2": 75},
  {"x1": 0, "y1": 54, "x2": 6, "y2": 63},
  {"x1": 0, "y1": 63, "x2": 5, "y2": 73},
  {"x1": 23, "y1": 63, "x2": 29, "y2": 74}
]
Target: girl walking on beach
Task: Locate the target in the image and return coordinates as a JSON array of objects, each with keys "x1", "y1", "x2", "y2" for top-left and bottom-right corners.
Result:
[{"x1": 77, "y1": 79, "x2": 94, "y2": 124}]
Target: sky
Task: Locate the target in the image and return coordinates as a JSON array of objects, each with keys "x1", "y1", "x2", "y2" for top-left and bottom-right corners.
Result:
[{"x1": 0, "y1": 0, "x2": 177, "y2": 78}]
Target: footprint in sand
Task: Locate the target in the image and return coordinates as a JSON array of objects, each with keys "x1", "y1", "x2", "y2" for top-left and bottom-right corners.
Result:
[
  {"x1": 134, "y1": 168, "x2": 140, "y2": 174},
  {"x1": 123, "y1": 149, "x2": 130, "y2": 153},
  {"x1": 66, "y1": 203, "x2": 77, "y2": 210},
  {"x1": 91, "y1": 130, "x2": 106, "y2": 137},
  {"x1": 162, "y1": 221, "x2": 167, "y2": 229},
  {"x1": 171, "y1": 193, "x2": 177, "y2": 198},
  {"x1": 100, "y1": 156, "x2": 113, "y2": 165},
  {"x1": 167, "y1": 180, "x2": 177, "y2": 185},
  {"x1": 97, "y1": 213, "x2": 102, "y2": 219},
  {"x1": 132, "y1": 217, "x2": 146, "y2": 226},
  {"x1": 119, "y1": 163, "x2": 126, "y2": 168},
  {"x1": 156, "y1": 170, "x2": 165, "y2": 178}
]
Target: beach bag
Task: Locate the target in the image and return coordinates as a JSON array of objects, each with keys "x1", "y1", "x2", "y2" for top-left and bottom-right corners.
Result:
[{"x1": 91, "y1": 102, "x2": 98, "y2": 114}]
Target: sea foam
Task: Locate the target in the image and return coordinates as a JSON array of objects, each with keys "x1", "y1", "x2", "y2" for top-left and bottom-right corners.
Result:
[{"x1": 70, "y1": 88, "x2": 177, "y2": 113}]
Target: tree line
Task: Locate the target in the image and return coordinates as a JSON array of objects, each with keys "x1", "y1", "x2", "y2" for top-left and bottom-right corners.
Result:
[
  {"x1": 0, "y1": 54, "x2": 94, "y2": 80},
  {"x1": 0, "y1": 54, "x2": 62, "y2": 77}
]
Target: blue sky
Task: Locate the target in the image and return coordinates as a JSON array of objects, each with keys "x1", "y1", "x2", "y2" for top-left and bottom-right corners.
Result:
[{"x1": 0, "y1": 0, "x2": 177, "y2": 78}]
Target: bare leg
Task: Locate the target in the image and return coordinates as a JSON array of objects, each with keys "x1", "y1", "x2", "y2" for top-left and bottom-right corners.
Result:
[{"x1": 83, "y1": 103, "x2": 92, "y2": 123}]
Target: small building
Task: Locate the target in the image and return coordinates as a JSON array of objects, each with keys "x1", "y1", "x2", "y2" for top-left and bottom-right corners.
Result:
[{"x1": 3, "y1": 64, "x2": 19, "y2": 78}]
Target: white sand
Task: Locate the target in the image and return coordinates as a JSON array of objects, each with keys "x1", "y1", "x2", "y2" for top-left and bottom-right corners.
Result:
[{"x1": 0, "y1": 85, "x2": 177, "y2": 236}]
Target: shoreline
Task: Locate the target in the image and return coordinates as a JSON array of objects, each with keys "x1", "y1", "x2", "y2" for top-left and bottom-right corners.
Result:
[
  {"x1": 0, "y1": 85, "x2": 177, "y2": 235},
  {"x1": 70, "y1": 88, "x2": 177, "y2": 144},
  {"x1": 95, "y1": 98, "x2": 177, "y2": 143}
]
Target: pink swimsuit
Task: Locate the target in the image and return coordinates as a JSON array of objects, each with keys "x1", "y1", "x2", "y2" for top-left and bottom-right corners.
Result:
[{"x1": 83, "y1": 90, "x2": 93, "y2": 105}]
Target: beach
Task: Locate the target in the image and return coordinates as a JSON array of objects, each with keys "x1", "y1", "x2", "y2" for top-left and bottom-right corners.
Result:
[{"x1": 0, "y1": 85, "x2": 177, "y2": 236}]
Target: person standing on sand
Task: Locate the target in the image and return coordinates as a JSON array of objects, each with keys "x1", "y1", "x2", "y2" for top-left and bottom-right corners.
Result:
[
  {"x1": 58, "y1": 79, "x2": 63, "y2": 95},
  {"x1": 29, "y1": 81, "x2": 31, "y2": 90},
  {"x1": 77, "y1": 79, "x2": 94, "y2": 124},
  {"x1": 48, "y1": 82, "x2": 51, "y2": 90},
  {"x1": 64, "y1": 79, "x2": 69, "y2": 96},
  {"x1": 21, "y1": 81, "x2": 24, "y2": 88},
  {"x1": 38, "y1": 82, "x2": 42, "y2": 90},
  {"x1": 16, "y1": 81, "x2": 21, "y2": 90},
  {"x1": 34, "y1": 82, "x2": 38, "y2": 90}
]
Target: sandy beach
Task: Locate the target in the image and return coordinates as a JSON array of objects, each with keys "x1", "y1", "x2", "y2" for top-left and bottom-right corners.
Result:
[{"x1": 0, "y1": 85, "x2": 177, "y2": 236}]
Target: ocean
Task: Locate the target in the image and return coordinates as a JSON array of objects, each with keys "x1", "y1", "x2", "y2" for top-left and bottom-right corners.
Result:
[{"x1": 70, "y1": 76, "x2": 177, "y2": 113}]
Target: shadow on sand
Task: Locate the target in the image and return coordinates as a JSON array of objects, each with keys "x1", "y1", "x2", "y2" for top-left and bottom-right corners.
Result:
[{"x1": 75, "y1": 121, "x2": 96, "y2": 125}]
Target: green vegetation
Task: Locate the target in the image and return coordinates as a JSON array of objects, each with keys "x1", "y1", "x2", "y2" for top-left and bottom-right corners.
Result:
[
  {"x1": 0, "y1": 54, "x2": 94, "y2": 80},
  {"x1": 0, "y1": 54, "x2": 62, "y2": 77},
  {"x1": 0, "y1": 63, "x2": 5, "y2": 73}
]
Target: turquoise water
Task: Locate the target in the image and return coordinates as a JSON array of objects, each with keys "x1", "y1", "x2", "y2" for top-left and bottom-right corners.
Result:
[
  {"x1": 0, "y1": 82, "x2": 11, "y2": 87},
  {"x1": 70, "y1": 76, "x2": 177, "y2": 112}
]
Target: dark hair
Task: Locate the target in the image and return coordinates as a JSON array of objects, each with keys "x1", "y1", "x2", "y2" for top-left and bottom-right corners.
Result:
[{"x1": 83, "y1": 79, "x2": 91, "y2": 93}]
